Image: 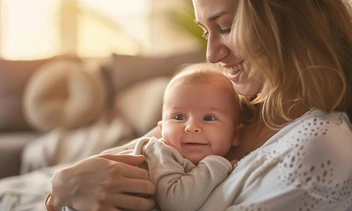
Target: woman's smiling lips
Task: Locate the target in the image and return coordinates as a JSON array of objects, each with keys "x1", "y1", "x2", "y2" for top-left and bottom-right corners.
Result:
[
  {"x1": 222, "y1": 60, "x2": 245, "y2": 75},
  {"x1": 222, "y1": 60, "x2": 246, "y2": 82}
]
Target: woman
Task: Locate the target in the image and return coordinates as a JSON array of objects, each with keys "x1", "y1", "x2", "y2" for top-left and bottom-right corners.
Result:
[{"x1": 47, "y1": 0, "x2": 352, "y2": 210}]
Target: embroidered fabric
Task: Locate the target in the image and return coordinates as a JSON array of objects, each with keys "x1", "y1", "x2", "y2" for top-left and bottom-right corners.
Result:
[{"x1": 198, "y1": 109, "x2": 352, "y2": 211}]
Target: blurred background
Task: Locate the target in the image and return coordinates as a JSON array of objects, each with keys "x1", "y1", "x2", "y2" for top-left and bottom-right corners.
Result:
[
  {"x1": 0, "y1": 0, "x2": 209, "y2": 181},
  {"x1": 0, "y1": 0, "x2": 206, "y2": 60}
]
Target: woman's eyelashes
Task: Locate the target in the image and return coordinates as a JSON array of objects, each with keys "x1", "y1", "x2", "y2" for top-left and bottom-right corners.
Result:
[
  {"x1": 202, "y1": 31, "x2": 209, "y2": 40},
  {"x1": 201, "y1": 27, "x2": 232, "y2": 40},
  {"x1": 220, "y1": 27, "x2": 231, "y2": 34}
]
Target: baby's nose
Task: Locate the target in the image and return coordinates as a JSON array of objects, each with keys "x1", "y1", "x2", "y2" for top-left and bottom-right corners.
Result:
[{"x1": 185, "y1": 123, "x2": 202, "y2": 133}]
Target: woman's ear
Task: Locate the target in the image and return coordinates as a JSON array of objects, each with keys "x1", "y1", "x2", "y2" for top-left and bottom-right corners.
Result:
[
  {"x1": 157, "y1": 121, "x2": 163, "y2": 132},
  {"x1": 232, "y1": 124, "x2": 244, "y2": 146}
]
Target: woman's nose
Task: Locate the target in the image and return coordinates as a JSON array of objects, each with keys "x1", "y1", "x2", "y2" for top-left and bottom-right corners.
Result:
[
  {"x1": 206, "y1": 36, "x2": 228, "y2": 63},
  {"x1": 185, "y1": 123, "x2": 202, "y2": 133}
]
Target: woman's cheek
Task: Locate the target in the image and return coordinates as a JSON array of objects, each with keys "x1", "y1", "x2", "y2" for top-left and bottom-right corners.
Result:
[{"x1": 231, "y1": 73, "x2": 264, "y2": 96}]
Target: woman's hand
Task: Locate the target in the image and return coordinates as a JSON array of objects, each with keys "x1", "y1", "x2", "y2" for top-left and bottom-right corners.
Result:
[{"x1": 51, "y1": 154, "x2": 156, "y2": 211}]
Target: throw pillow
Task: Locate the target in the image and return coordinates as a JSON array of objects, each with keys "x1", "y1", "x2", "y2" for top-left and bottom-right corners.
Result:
[
  {"x1": 0, "y1": 55, "x2": 80, "y2": 131},
  {"x1": 23, "y1": 59, "x2": 107, "y2": 132}
]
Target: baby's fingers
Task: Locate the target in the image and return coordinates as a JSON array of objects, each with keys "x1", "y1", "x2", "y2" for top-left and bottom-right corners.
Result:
[{"x1": 230, "y1": 159, "x2": 238, "y2": 166}]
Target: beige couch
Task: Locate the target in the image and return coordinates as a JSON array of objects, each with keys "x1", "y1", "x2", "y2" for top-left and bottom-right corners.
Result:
[{"x1": 0, "y1": 50, "x2": 205, "y2": 179}]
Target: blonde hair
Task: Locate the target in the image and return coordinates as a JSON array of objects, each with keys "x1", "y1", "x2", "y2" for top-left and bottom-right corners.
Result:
[{"x1": 232, "y1": 0, "x2": 352, "y2": 127}]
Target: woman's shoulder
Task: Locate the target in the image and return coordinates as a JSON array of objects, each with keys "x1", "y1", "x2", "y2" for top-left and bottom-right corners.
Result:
[
  {"x1": 275, "y1": 109, "x2": 352, "y2": 164},
  {"x1": 282, "y1": 109, "x2": 351, "y2": 141},
  {"x1": 257, "y1": 110, "x2": 352, "y2": 210},
  {"x1": 277, "y1": 110, "x2": 351, "y2": 177},
  {"x1": 264, "y1": 109, "x2": 352, "y2": 186},
  {"x1": 265, "y1": 109, "x2": 351, "y2": 156}
]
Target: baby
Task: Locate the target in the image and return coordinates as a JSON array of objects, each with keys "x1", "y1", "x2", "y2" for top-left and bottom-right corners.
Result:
[{"x1": 130, "y1": 63, "x2": 243, "y2": 211}]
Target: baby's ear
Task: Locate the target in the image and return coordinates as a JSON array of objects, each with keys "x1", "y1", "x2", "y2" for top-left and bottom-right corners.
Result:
[
  {"x1": 157, "y1": 121, "x2": 163, "y2": 132},
  {"x1": 232, "y1": 124, "x2": 244, "y2": 146}
]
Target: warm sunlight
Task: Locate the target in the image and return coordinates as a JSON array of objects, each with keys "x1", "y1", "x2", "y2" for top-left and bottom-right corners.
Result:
[
  {"x1": 76, "y1": 0, "x2": 149, "y2": 57},
  {"x1": 0, "y1": 0, "x2": 199, "y2": 60},
  {"x1": 1, "y1": 0, "x2": 60, "y2": 60},
  {"x1": 0, "y1": 0, "x2": 149, "y2": 60}
]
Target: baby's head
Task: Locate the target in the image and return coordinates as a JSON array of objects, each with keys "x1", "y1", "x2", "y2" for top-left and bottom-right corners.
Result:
[{"x1": 158, "y1": 63, "x2": 243, "y2": 164}]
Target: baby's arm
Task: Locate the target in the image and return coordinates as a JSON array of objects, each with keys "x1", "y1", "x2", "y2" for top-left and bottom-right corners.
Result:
[{"x1": 144, "y1": 141, "x2": 233, "y2": 211}]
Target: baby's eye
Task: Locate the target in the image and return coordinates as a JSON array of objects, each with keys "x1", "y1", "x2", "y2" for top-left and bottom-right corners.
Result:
[
  {"x1": 203, "y1": 115, "x2": 216, "y2": 121},
  {"x1": 174, "y1": 114, "x2": 185, "y2": 121}
]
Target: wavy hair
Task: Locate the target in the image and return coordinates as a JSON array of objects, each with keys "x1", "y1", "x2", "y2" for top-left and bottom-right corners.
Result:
[{"x1": 232, "y1": 0, "x2": 352, "y2": 127}]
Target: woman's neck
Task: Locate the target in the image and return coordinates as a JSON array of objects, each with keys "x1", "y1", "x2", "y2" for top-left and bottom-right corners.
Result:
[
  {"x1": 226, "y1": 103, "x2": 309, "y2": 161},
  {"x1": 226, "y1": 116, "x2": 274, "y2": 161}
]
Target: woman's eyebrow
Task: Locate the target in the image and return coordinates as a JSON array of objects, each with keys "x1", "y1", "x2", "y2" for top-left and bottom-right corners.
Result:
[
  {"x1": 209, "y1": 11, "x2": 230, "y2": 22},
  {"x1": 194, "y1": 11, "x2": 230, "y2": 25}
]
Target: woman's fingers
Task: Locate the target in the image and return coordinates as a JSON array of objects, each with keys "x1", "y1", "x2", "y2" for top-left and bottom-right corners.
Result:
[
  {"x1": 111, "y1": 193, "x2": 156, "y2": 211},
  {"x1": 112, "y1": 161, "x2": 150, "y2": 180},
  {"x1": 107, "y1": 177, "x2": 155, "y2": 195},
  {"x1": 66, "y1": 193, "x2": 156, "y2": 211},
  {"x1": 99, "y1": 154, "x2": 151, "y2": 180},
  {"x1": 51, "y1": 154, "x2": 156, "y2": 211},
  {"x1": 62, "y1": 205, "x2": 121, "y2": 211},
  {"x1": 64, "y1": 180, "x2": 156, "y2": 211},
  {"x1": 99, "y1": 154, "x2": 145, "y2": 167}
]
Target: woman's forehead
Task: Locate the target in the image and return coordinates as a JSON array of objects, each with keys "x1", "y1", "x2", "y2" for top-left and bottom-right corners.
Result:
[{"x1": 192, "y1": 0, "x2": 235, "y2": 21}]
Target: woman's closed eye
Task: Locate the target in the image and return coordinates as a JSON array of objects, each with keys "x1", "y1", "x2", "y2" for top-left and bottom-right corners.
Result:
[
  {"x1": 220, "y1": 27, "x2": 231, "y2": 34},
  {"x1": 201, "y1": 27, "x2": 231, "y2": 40}
]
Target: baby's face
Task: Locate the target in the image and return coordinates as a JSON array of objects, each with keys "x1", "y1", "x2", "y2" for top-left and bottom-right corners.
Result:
[{"x1": 160, "y1": 77, "x2": 240, "y2": 164}]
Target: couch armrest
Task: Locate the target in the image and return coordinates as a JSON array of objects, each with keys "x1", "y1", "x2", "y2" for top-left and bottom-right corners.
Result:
[{"x1": 0, "y1": 132, "x2": 40, "y2": 178}]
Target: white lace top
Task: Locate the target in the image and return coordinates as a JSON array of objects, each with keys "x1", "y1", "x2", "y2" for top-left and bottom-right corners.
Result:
[{"x1": 199, "y1": 109, "x2": 352, "y2": 211}]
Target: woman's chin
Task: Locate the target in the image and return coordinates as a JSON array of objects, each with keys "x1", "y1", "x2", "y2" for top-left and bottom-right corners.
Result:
[{"x1": 233, "y1": 84, "x2": 261, "y2": 97}]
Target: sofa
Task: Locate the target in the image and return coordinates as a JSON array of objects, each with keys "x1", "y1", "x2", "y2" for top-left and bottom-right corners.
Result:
[{"x1": 0, "y1": 50, "x2": 205, "y2": 179}]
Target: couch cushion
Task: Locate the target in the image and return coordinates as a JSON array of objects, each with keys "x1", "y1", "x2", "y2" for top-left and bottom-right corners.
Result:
[
  {"x1": 114, "y1": 76, "x2": 170, "y2": 136},
  {"x1": 0, "y1": 55, "x2": 81, "y2": 131},
  {"x1": 102, "y1": 50, "x2": 204, "y2": 95},
  {"x1": 0, "y1": 132, "x2": 41, "y2": 178}
]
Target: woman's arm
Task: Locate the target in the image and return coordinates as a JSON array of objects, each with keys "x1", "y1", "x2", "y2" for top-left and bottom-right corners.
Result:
[
  {"x1": 46, "y1": 125, "x2": 162, "y2": 211},
  {"x1": 101, "y1": 126, "x2": 161, "y2": 155}
]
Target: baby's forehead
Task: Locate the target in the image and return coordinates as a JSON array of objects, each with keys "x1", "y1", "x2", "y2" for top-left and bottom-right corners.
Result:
[
  {"x1": 167, "y1": 76, "x2": 232, "y2": 97},
  {"x1": 167, "y1": 81, "x2": 238, "y2": 105},
  {"x1": 172, "y1": 70, "x2": 229, "y2": 86}
]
